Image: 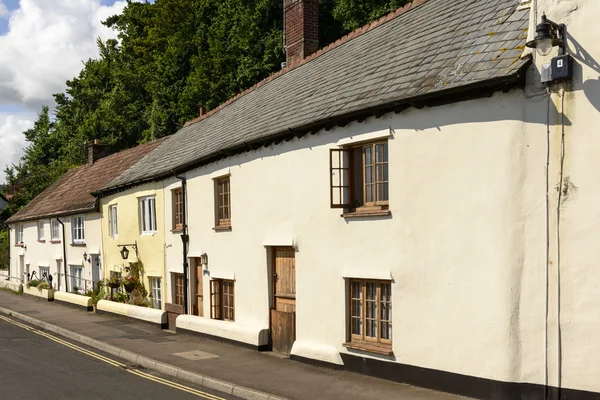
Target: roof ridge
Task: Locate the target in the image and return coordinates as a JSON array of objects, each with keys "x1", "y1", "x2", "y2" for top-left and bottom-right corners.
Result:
[{"x1": 183, "y1": 0, "x2": 433, "y2": 128}]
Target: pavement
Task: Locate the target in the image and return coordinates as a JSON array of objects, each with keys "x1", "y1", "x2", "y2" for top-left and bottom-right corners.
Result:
[
  {"x1": 0, "y1": 316, "x2": 239, "y2": 400},
  {"x1": 0, "y1": 289, "x2": 470, "y2": 400}
]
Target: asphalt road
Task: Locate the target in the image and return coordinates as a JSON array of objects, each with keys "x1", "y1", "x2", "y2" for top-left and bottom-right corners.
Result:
[{"x1": 0, "y1": 315, "x2": 240, "y2": 400}]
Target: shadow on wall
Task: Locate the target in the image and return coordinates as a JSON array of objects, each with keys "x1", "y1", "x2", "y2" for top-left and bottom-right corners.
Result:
[{"x1": 567, "y1": 32, "x2": 600, "y2": 111}]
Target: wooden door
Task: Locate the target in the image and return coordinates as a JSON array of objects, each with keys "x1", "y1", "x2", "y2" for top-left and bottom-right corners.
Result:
[
  {"x1": 270, "y1": 247, "x2": 296, "y2": 355},
  {"x1": 194, "y1": 262, "x2": 204, "y2": 317}
]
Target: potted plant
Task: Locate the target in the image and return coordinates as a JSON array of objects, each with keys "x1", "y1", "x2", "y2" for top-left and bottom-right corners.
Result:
[
  {"x1": 122, "y1": 275, "x2": 136, "y2": 293},
  {"x1": 106, "y1": 274, "x2": 120, "y2": 289}
]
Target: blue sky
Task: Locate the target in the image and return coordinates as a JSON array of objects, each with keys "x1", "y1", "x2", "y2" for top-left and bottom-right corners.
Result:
[{"x1": 0, "y1": 0, "x2": 131, "y2": 182}]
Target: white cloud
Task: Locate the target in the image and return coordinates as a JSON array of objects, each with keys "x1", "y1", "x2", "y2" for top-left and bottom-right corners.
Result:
[
  {"x1": 0, "y1": 0, "x2": 130, "y2": 108},
  {"x1": 0, "y1": 113, "x2": 35, "y2": 183},
  {"x1": 0, "y1": 1, "x2": 8, "y2": 18}
]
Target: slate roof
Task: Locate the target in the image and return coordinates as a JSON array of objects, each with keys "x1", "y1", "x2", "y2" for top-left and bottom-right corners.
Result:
[
  {"x1": 101, "y1": 0, "x2": 531, "y2": 193},
  {"x1": 6, "y1": 139, "x2": 165, "y2": 223}
]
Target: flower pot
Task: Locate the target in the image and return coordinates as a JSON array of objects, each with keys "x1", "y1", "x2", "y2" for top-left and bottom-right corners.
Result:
[
  {"x1": 107, "y1": 282, "x2": 120, "y2": 289},
  {"x1": 123, "y1": 282, "x2": 135, "y2": 293}
]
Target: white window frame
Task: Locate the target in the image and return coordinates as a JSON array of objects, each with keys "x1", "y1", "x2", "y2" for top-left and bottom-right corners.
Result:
[
  {"x1": 70, "y1": 265, "x2": 83, "y2": 291},
  {"x1": 139, "y1": 196, "x2": 157, "y2": 235},
  {"x1": 16, "y1": 224, "x2": 24, "y2": 243},
  {"x1": 37, "y1": 221, "x2": 45, "y2": 241},
  {"x1": 71, "y1": 215, "x2": 86, "y2": 244},
  {"x1": 39, "y1": 266, "x2": 50, "y2": 281},
  {"x1": 108, "y1": 205, "x2": 118, "y2": 238},
  {"x1": 151, "y1": 277, "x2": 162, "y2": 309},
  {"x1": 51, "y1": 219, "x2": 60, "y2": 241}
]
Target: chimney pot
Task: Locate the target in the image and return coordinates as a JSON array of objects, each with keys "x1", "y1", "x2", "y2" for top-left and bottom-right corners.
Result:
[{"x1": 284, "y1": 0, "x2": 319, "y2": 66}]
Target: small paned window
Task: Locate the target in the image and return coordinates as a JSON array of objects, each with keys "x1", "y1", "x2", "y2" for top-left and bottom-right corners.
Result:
[
  {"x1": 50, "y1": 220, "x2": 60, "y2": 241},
  {"x1": 172, "y1": 189, "x2": 183, "y2": 231},
  {"x1": 210, "y1": 279, "x2": 234, "y2": 321},
  {"x1": 173, "y1": 273, "x2": 184, "y2": 306},
  {"x1": 16, "y1": 224, "x2": 23, "y2": 243},
  {"x1": 37, "y1": 221, "x2": 45, "y2": 241},
  {"x1": 330, "y1": 141, "x2": 389, "y2": 211},
  {"x1": 151, "y1": 277, "x2": 162, "y2": 309},
  {"x1": 71, "y1": 216, "x2": 85, "y2": 244},
  {"x1": 348, "y1": 279, "x2": 392, "y2": 348},
  {"x1": 139, "y1": 196, "x2": 157, "y2": 234},
  {"x1": 108, "y1": 205, "x2": 118, "y2": 237},
  {"x1": 215, "y1": 176, "x2": 231, "y2": 228}
]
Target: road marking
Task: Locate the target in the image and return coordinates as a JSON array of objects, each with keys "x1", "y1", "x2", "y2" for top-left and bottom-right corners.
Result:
[{"x1": 0, "y1": 314, "x2": 226, "y2": 400}]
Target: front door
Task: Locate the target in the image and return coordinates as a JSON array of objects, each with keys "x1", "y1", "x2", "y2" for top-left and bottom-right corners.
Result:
[
  {"x1": 91, "y1": 255, "x2": 100, "y2": 286},
  {"x1": 270, "y1": 247, "x2": 296, "y2": 355},
  {"x1": 194, "y1": 259, "x2": 204, "y2": 317}
]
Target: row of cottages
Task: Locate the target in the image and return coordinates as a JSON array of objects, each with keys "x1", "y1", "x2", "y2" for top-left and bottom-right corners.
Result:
[
  {"x1": 5, "y1": 141, "x2": 162, "y2": 291},
  {"x1": 6, "y1": 0, "x2": 600, "y2": 398}
]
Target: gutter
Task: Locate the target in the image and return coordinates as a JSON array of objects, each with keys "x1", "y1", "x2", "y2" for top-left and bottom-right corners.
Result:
[
  {"x1": 6, "y1": 206, "x2": 97, "y2": 225},
  {"x1": 56, "y1": 217, "x2": 69, "y2": 292},
  {"x1": 94, "y1": 63, "x2": 531, "y2": 197}
]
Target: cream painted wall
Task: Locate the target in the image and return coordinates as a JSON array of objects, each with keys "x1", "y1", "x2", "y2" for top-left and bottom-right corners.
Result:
[
  {"x1": 528, "y1": 0, "x2": 600, "y2": 392},
  {"x1": 8, "y1": 213, "x2": 103, "y2": 292},
  {"x1": 100, "y1": 182, "x2": 166, "y2": 310},
  {"x1": 161, "y1": 87, "x2": 561, "y2": 387}
]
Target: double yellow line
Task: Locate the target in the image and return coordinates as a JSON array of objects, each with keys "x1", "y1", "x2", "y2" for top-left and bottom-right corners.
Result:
[{"x1": 0, "y1": 314, "x2": 226, "y2": 400}]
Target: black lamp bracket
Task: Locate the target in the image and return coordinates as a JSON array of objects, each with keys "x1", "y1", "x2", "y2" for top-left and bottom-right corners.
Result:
[{"x1": 117, "y1": 241, "x2": 139, "y2": 258}]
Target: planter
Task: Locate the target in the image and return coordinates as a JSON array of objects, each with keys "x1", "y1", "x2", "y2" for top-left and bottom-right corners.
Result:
[
  {"x1": 123, "y1": 282, "x2": 135, "y2": 293},
  {"x1": 107, "y1": 282, "x2": 120, "y2": 289},
  {"x1": 97, "y1": 300, "x2": 167, "y2": 328},
  {"x1": 22, "y1": 285, "x2": 55, "y2": 301},
  {"x1": 54, "y1": 291, "x2": 93, "y2": 311}
]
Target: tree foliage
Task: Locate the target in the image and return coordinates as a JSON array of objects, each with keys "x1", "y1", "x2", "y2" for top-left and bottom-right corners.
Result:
[{"x1": 3, "y1": 0, "x2": 412, "y2": 220}]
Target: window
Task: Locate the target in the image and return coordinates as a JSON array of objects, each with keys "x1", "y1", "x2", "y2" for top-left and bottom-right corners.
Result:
[
  {"x1": 210, "y1": 279, "x2": 234, "y2": 321},
  {"x1": 172, "y1": 273, "x2": 184, "y2": 306},
  {"x1": 108, "y1": 205, "x2": 118, "y2": 237},
  {"x1": 151, "y1": 277, "x2": 162, "y2": 309},
  {"x1": 39, "y1": 266, "x2": 50, "y2": 281},
  {"x1": 330, "y1": 141, "x2": 389, "y2": 212},
  {"x1": 71, "y1": 266, "x2": 83, "y2": 291},
  {"x1": 51, "y1": 220, "x2": 60, "y2": 241},
  {"x1": 37, "y1": 221, "x2": 45, "y2": 241},
  {"x1": 348, "y1": 279, "x2": 392, "y2": 348},
  {"x1": 71, "y1": 215, "x2": 85, "y2": 244},
  {"x1": 139, "y1": 196, "x2": 157, "y2": 234},
  {"x1": 172, "y1": 188, "x2": 183, "y2": 231},
  {"x1": 16, "y1": 224, "x2": 24, "y2": 244},
  {"x1": 215, "y1": 176, "x2": 231, "y2": 228}
]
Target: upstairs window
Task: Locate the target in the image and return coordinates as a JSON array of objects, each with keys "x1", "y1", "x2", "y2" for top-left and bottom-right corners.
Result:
[
  {"x1": 172, "y1": 188, "x2": 183, "y2": 231},
  {"x1": 210, "y1": 279, "x2": 234, "y2": 321},
  {"x1": 214, "y1": 176, "x2": 231, "y2": 228},
  {"x1": 50, "y1": 220, "x2": 60, "y2": 241},
  {"x1": 330, "y1": 141, "x2": 389, "y2": 212},
  {"x1": 139, "y1": 196, "x2": 157, "y2": 234},
  {"x1": 16, "y1": 224, "x2": 24, "y2": 243},
  {"x1": 71, "y1": 216, "x2": 85, "y2": 244},
  {"x1": 108, "y1": 205, "x2": 118, "y2": 238},
  {"x1": 37, "y1": 220, "x2": 45, "y2": 241}
]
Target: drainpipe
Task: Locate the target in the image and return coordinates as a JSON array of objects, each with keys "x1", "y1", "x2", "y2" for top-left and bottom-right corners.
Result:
[
  {"x1": 57, "y1": 217, "x2": 68, "y2": 292},
  {"x1": 176, "y1": 175, "x2": 189, "y2": 315}
]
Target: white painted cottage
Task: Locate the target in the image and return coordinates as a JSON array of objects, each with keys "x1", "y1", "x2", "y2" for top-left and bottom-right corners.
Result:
[
  {"x1": 6, "y1": 141, "x2": 161, "y2": 292},
  {"x1": 94, "y1": 0, "x2": 600, "y2": 398}
]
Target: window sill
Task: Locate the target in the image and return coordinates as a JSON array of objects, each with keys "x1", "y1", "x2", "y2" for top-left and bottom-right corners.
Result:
[
  {"x1": 171, "y1": 229, "x2": 183, "y2": 234},
  {"x1": 14, "y1": 244, "x2": 24, "y2": 247},
  {"x1": 37, "y1": 239, "x2": 46, "y2": 243},
  {"x1": 341, "y1": 209, "x2": 391, "y2": 219},
  {"x1": 141, "y1": 232, "x2": 157, "y2": 236},
  {"x1": 71, "y1": 243, "x2": 86, "y2": 247},
  {"x1": 50, "y1": 240, "x2": 61, "y2": 244},
  {"x1": 213, "y1": 225, "x2": 232, "y2": 231},
  {"x1": 343, "y1": 342, "x2": 393, "y2": 355}
]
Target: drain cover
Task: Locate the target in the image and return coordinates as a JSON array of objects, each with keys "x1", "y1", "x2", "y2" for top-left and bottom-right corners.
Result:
[{"x1": 173, "y1": 350, "x2": 219, "y2": 361}]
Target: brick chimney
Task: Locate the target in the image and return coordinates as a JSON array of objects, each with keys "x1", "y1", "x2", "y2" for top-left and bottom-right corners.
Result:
[
  {"x1": 88, "y1": 139, "x2": 109, "y2": 165},
  {"x1": 284, "y1": 0, "x2": 319, "y2": 66}
]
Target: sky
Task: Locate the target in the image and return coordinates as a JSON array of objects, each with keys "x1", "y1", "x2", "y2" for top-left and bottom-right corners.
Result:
[{"x1": 0, "y1": 0, "x2": 136, "y2": 183}]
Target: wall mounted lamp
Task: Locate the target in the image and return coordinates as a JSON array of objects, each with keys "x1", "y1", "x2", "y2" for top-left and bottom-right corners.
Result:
[
  {"x1": 526, "y1": 13, "x2": 566, "y2": 56},
  {"x1": 200, "y1": 253, "x2": 208, "y2": 267},
  {"x1": 117, "y1": 242, "x2": 138, "y2": 260}
]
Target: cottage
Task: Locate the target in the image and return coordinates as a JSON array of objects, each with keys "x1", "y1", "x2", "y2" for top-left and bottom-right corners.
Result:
[{"x1": 6, "y1": 140, "x2": 162, "y2": 293}]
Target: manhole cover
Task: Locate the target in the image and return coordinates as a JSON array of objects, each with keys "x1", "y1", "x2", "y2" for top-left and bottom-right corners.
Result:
[{"x1": 173, "y1": 350, "x2": 219, "y2": 361}]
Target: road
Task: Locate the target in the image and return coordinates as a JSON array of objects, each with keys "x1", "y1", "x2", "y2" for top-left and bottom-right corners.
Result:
[{"x1": 0, "y1": 315, "x2": 240, "y2": 400}]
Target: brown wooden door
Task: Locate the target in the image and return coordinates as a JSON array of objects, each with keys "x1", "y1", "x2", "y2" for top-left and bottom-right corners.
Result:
[
  {"x1": 271, "y1": 247, "x2": 296, "y2": 355},
  {"x1": 194, "y1": 262, "x2": 204, "y2": 317}
]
